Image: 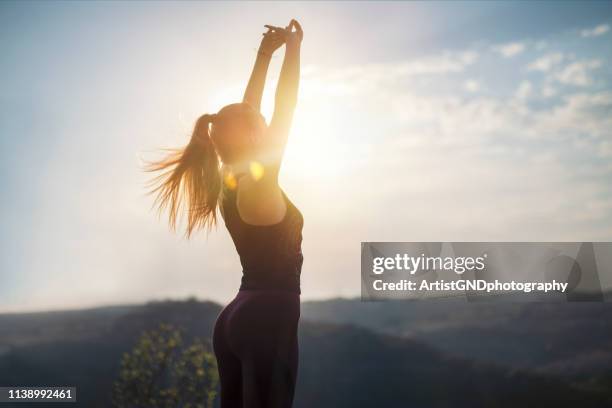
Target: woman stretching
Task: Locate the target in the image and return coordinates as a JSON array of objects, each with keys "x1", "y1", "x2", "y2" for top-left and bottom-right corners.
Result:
[{"x1": 147, "y1": 19, "x2": 304, "y2": 408}]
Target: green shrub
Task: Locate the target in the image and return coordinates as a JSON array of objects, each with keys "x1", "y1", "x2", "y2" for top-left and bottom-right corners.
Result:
[{"x1": 112, "y1": 323, "x2": 218, "y2": 408}]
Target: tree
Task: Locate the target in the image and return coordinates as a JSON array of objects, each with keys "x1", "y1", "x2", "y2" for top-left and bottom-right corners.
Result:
[{"x1": 112, "y1": 323, "x2": 218, "y2": 408}]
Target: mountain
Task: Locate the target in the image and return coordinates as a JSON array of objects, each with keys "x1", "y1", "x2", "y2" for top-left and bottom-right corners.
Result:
[
  {"x1": 301, "y1": 297, "x2": 612, "y2": 380},
  {"x1": 1, "y1": 298, "x2": 610, "y2": 407}
]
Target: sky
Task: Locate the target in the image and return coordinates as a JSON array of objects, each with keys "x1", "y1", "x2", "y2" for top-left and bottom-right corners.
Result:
[{"x1": 1, "y1": 1, "x2": 611, "y2": 312}]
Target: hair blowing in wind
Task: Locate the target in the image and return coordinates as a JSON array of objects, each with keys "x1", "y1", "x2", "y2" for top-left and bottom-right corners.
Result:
[{"x1": 145, "y1": 113, "x2": 221, "y2": 237}]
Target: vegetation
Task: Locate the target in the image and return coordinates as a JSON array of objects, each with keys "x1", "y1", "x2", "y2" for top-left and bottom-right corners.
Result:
[{"x1": 112, "y1": 323, "x2": 218, "y2": 408}]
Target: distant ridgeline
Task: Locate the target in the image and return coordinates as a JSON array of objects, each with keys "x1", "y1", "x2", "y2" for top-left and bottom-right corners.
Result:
[{"x1": 1, "y1": 298, "x2": 611, "y2": 407}]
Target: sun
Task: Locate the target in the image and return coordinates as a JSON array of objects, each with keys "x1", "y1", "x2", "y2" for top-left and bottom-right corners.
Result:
[
  {"x1": 282, "y1": 101, "x2": 351, "y2": 182},
  {"x1": 209, "y1": 76, "x2": 359, "y2": 184}
]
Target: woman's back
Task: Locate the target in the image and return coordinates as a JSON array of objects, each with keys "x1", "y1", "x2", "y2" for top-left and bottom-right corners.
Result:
[{"x1": 220, "y1": 180, "x2": 304, "y2": 293}]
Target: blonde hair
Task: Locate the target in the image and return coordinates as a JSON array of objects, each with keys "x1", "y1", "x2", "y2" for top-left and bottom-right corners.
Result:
[{"x1": 146, "y1": 114, "x2": 221, "y2": 237}]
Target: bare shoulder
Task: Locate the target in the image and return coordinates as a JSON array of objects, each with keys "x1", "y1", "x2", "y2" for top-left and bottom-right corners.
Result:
[{"x1": 235, "y1": 174, "x2": 287, "y2": 226}]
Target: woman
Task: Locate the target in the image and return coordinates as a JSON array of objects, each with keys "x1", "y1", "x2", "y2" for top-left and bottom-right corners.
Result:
[{"x1": 147, "y1": 19, "x2": 304, "y2": 408}]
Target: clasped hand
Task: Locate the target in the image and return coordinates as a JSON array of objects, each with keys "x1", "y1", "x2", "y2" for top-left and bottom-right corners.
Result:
[{"x1": 259, "y1": 19, "x2": 303, "y2": 56}]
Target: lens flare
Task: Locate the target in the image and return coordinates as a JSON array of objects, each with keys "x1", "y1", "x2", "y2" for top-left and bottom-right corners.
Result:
[
  {"x1": 224, "y1": 172, "x2": 237, "y2": 190},
  {"x1": 249, "y1": 161, "x2": 265, "y2": 181}
]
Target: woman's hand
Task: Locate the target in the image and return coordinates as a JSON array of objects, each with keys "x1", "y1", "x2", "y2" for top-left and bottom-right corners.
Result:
[
  {"x1": 259, "y1": 25, "x2": 286, "y2": 57},
  {"x1": 284, "y1": 19, "x2": 303, "y2": 48}
]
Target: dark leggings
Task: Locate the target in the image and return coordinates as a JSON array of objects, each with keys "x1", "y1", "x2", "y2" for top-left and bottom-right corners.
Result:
[{"x1": 212, "y1": 289, "x2": 300, "y2": 408}]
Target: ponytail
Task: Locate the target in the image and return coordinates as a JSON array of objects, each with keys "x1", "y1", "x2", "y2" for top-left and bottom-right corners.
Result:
[{"x1": 146, "y1": 114, "x2": 221, "y2": 237}]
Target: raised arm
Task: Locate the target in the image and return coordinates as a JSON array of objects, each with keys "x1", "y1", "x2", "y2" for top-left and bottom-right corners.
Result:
[
  {"x1": 269, "y1": 20, "x2": 303, "y2": 146},
  {"x1": 237, "y1": 20, "x2": 303, "y2": 226},
  {"x1": 260, "y1": 20, "x2": 304, "y2": 178},
  {"x1": 243, "y1": 26, "x2": 285, "y2": 111}
]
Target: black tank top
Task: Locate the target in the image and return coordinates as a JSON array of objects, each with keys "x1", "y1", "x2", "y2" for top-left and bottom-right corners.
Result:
[{"x1": 220, "y1": 180, "x2": 304, "y2": 294}]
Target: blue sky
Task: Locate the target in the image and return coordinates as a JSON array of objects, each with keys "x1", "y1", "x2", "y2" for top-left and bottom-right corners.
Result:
[{"x1": 1, "y1": 1, "x2": 611, "y2": 312}]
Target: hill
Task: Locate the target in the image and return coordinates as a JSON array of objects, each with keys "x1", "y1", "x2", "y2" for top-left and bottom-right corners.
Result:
[
  {"x1": 301, "y1": 297, "x2": 612, "y2": 380},
  {"x1": 1, "y1": 298, "x2": 610, "y2": 407}
]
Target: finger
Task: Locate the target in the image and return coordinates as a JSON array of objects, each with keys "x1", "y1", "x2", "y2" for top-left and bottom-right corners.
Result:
[
  {"x1": 268, "y1": 35, "x2": 284, "y2": 44},
  {"x1": 292, "y1": 19, "x2": 302, "y2": 34},
  {"x1": 270, "y1": 29, "x2": 288, "y2": 39},
  {"x1": 264, "y1": 32, "x2": 285, "y2": 42},
  {"x1": 264, "y1": 24, "x2": 285, "y2": 32},
  {"x1": 273, "y1": 31, "x2": 288, "y2": 41}
]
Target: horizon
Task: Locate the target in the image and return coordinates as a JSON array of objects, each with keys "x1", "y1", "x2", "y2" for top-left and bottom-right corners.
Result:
[{"x1": 0, "y1": 294, "x2": 360, "y2": 315}]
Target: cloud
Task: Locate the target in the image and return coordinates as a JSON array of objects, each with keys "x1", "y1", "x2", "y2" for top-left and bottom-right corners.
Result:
[
  {"x1": 527, "y1": 52, "x2": 564, "y2": 72},
  {"x1": 541, "y1": 85, "x2": 557, "y2": 98},
  {"x1": 494, "y1": 42, "x2": 525, "y2": 58},
  {"x1": 554, "y1": 59, "x2": 602, "y2": 86},
  {"x1": 580, "y1": 24, "x2": 610, "y2": 38},
  {"x1": 464, "y1": 79, "x2": 480, "y2": 93},
  {"x1": 294, "y1": 47, "x2": 612, "y2": 222},
  {"x1": 514, "y1": 80, "x2": 532, "y2": 99},
  {"x1": 600, "y1": 141, "x2": 612, "y2": 158},
  {"x1": 395, "y1": 51, "x2": 479, "y2": 75},
  {"x1": 529, "y1": 91, "x2": 612, "y2": 141},
  {"x1": 338, "y1": 50, "x2": 479, "y2": 80}
]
